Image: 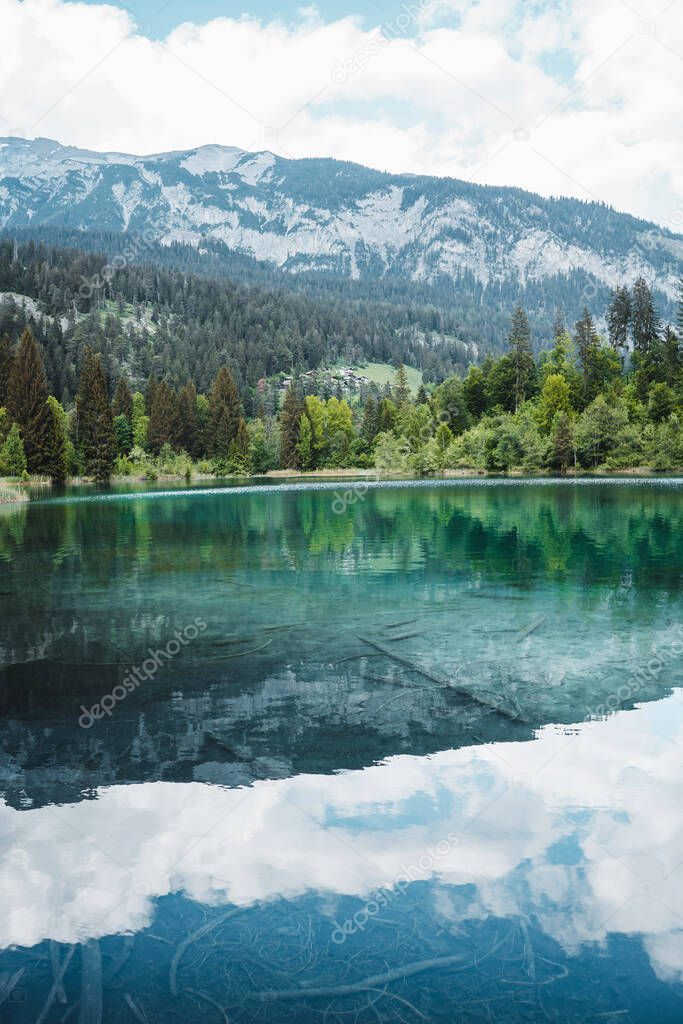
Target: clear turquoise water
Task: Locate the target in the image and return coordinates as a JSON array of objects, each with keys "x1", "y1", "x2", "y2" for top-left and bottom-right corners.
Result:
[{"x1": 0, "y1": 479, "x2": 682, "y2": 1021}]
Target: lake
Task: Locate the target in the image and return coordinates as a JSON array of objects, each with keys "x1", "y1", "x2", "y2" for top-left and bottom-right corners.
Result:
[{"x1": 0, "y1": 478, "x2": 682, "y2": 1022}]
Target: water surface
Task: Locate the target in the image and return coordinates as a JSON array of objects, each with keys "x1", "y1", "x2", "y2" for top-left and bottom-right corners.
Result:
[{"x1": 0, "y1": 480, "x2": 681, "y2": 1020}]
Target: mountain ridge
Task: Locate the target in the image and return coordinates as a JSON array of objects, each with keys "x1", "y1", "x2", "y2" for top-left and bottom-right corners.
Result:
[{"x1": 1, "y1": 136, "x2": 681, "y2": 313}]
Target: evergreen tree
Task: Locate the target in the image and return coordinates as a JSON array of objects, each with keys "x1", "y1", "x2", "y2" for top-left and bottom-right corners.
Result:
[
  {"x1": 296, "y1": 412, "x2": 315, "y2": 470},
  {"x1": 550, "y1": 412, "x2": 574, "y2": 473},
  {"x1": 360, "y1": 395, "x2": 380, "y2": 446},
  {"x1": 574, "y1": 308, "x2": 600, "y2": 391},
  {"x1": 112, "y1": 377, "x2": 134, "y2": 422},
  {"x1": 148, "y1": 379, "x2": 180, "y2": 454},
  {"x1": 415, "y1": 384, "x2": 428, "y2": 405},
  {"x1": 6, "y1": 328, "x2": 53, "y2": 474},
  {"x1": 249, "y1": 418, "x2": 278, "y2": 473},
  {"x1": 508, "y1": 307, "x2": 534, "y2": 411},
  {"x1": 145, "y1": 374, "x2": 159, "y2": 416},
  {"x1": 207, "y1": 367, "x2": 241, "y2": 458},
  {"x1": 0, "y1": 333, "x2": 12, "y2": 407},
  {"x1": 661, "y1": 326, "x2": 682, "y2": 386},
  {"x1": 76, "y1": 348, "x2": 116, "y2": 482},
  {"x1": 279, "y1": 385, "x2": 302, "y2": 469},
  {"x1": 552, "y1": 308, "x2": 566, "y2": 340},
  {"x1": 114, "y1": 413, "x2": 134, "y2": 455},
  {"x1": 378, "y1": 397, "x2": 397, "y2": 433},
  {"x1": 607, "y1": 286, "x2": 632, "y2": 354},
  {"x1": 229, "y1": 418, "x2": 252, "y2": 474},
  {"x1": 463, "y1": 365, "x2": 487, "y2": 419},
  {"x1": 433, "y1": 376, "x2": 471, "y2": 434},
  {"x1": 631, "y1": 277, "x2": 661, "y2": 354},
  {"x1": 393, "y1": 363, "x2": 411, "y2": 406},
  {"x1": 131, "y1": 391, "x2": 149, "y2": 449},
  {"x1": 178, "y1": 380, "x2": 200, "y2": 457},
  {"x1": 0, "y1": 422, "x2": 27, "y2": 477},
  {"x1": 45, "y1": 396, "x2": 68, "y2": 483}
]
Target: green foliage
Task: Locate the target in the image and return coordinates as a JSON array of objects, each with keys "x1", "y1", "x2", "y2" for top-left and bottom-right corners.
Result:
[
  {"x1": 148, "y1": 379, "x2": 180, "y2": 454},
  {"x1": 3, "y1": 279, "x2": 683, "y2": 480},
  {"x1": 463, "y1": 365, "x2": 487, "y2": 419},
  {"x1": 0, "y1": 422, "x2": 27, "y2": 477},
  {"x1": 279, "y1": 386, "x2": 302, "y2": 469},
  {"x1": 483, "y1": 354, "x2": 517, "y2": 412},
  {"x1": 648, "y1": 383, "x2": 676, "y2": 424},
  {"x1": 574, "y1": 395, "x2": 631, "y2": 469},
  {"x1": 249, "y1": 418, "x2": 279, "y2": 474},
  {"x1": 112, "y1": 377, "x2": 134, "y2": 422},
  {"x1": 508, "y1": 306, "x2": 535, "y2": 410},
  {"x1": 393, "y1": 363, "x2": 410, "y2": 407},
  {"x1": 607, "y1": 286, "x2": 631, "y2": 354},
  {"x1": 296, "y1": 412, "x2": 315, "y2": 471},
  {"x1": 538, "y1": 373, "x2": 572, "y2": 433},
  {"x1": 325, "y1": 397, "x2": 354, "y2": 467},
  {"x1": 0, "y1": 334, "x2": 11, "y2": 408},
  {"x1": 373, "y1": 432, "x2": 410, "y2": 473},
  {"x1": 76, "y1": 347, "x2": 116, "y2": 482},
  {"x1": 433, "y1": 376, "x2": 471, "y2": 435},
  {"x1": 114, "y1": 413, "x2": 134, "y2": 455},
  {"x1": 6, "y1": 329, "x2": 54, "y2": 475},
  {"x1": 131, "y1": 392, "x2": 148, "y2": 449},
  {"x1": 178, "y1": 381, "x2": 200, "y2": 458},
  {"x1": 45, "y1": 396, "x2": 69, "y2": 482},
  {"x1": 207, "y1": 367, "x2": 242, "y2": 458},
  {"x1": 228, "y1": 418, "x2": 253, "y2": 475},
  {"x1": 550, "y1": 412, "x2": 574, "y2": 473}
]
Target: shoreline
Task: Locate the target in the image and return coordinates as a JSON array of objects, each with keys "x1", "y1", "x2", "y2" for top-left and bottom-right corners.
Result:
[{"x1": 1, "y1": 465, "x2": 681, "y2": 504}]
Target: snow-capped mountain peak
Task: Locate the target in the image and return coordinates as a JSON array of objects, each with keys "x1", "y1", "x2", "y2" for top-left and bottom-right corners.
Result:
[{"x1": 0, "y1": 136, "x2": 680, "y2": 303}]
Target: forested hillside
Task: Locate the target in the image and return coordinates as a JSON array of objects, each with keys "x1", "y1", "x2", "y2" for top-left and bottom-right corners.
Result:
[
  {"x1": 1, "y1": 227, "x2": 629, "y2": 353},
  {"x1": 2, "y1": 137, "x2": 681, "y2": 346},
  {"x1": 0, "y1": 239, "x2": 476, "y2": 405},
  {"x1": 1, "y1": 272, "x2": 681, "y2": 487}
]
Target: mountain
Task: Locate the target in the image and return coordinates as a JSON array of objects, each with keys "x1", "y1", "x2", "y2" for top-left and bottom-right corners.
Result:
[{"x1": 1, "y1": 137, "x2": 681, "y2": 315}]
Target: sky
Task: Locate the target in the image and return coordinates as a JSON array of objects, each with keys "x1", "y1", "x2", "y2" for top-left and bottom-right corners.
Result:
[{"x1": 1, "y1": 0, "x2": 682, "y2": 226}]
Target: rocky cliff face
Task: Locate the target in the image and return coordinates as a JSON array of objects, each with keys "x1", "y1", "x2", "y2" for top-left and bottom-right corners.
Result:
[{"x1": 1, "y1": 137, "x2": 681, "y2": 304}]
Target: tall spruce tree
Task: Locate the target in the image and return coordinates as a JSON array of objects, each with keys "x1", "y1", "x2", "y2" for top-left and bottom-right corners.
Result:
[
  {"x1": 45, "y1": 397, "x2": 68, "y2": 483},
  {"x1": 508, "y1": 306, "x2": 534, "y2": 411},
  {"x1": 393, "y1": 363, "x2": 410, "y2": 406},
  {"x1": 76, "y1": 348, "x2": 116, "y2": 482},
  {"x1": 229, "y1": 418, "x2": 252, "y2": 474},
  {"x1": 114, "y1": 414, "x2": 134, "y2": 456},
  {"x1": 661, "y1": 325, "x2": 682, "y2": 386},
  {"x1": 360, "y1": 395, "x2": 380, "y2": 445},
  {"x1": 574, "y1": 308, "x2": 600, "y2": 382},
  {"x1": 631, "y1": 277, "x2": 661, "y2": 354},
  {"x1": 145, "y1": 374, "x2": 159, "y2": 416},
  {"x1": 279, "y1": 385, "x2": 302, "y2": 469},
  {"x1": 148, "y1": 379, "x2": 180, "y2": 454},
  {"x1": 0, "y1": 333, "x2": 12, "y2": 407},
  {"x1": 112, "y1": 377, "x2": 134, "y2": 423},
  {"x1": 178, "y1": 380, "x2": 200, "y2": 457},
  {"x1": 6, "y1": 329, "x2": 54, "y2": 474},
  {"x1": 207, "y1": 367, "x2": 241, "y2": 458},
  {"x1": 607, "y1": 286, "x2": 632, "y2": 354},
  {"x1": 552, "y1": 308, "x2": 566, "y2": 340}
]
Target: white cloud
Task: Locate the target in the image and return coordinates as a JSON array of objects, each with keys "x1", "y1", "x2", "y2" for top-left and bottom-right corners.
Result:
[
  {"x1": 0, "y1": 0, "x2": 681, "y2": 224},
  {"x1": 2, "y1": 690, "x2": 683, "y2": 985}
]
